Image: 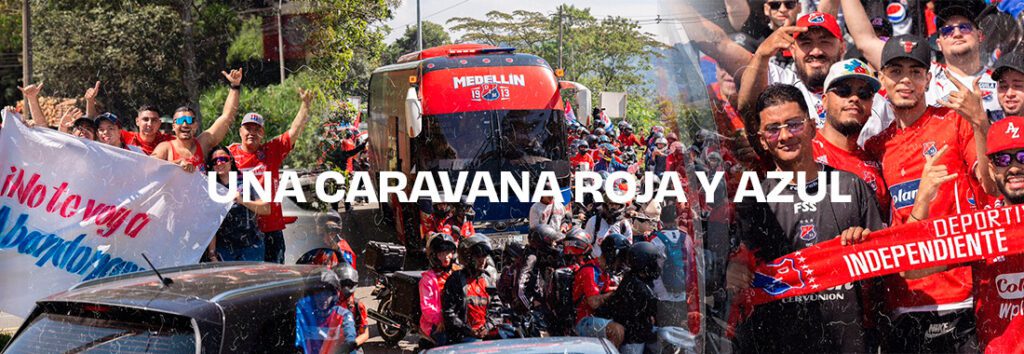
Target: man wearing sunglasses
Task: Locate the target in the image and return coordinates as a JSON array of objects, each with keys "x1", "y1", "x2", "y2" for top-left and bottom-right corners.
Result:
[
  {"x1": 843, "y1": 0, "x2": 1004, "y2": 123},
  {"x1": 864, "y1": 34, "x2": 997, "y2": 353},
  {"x1": 152, "y1": 68, "x2": 244, "y2": 172},
  {"x1": 812, "y1": 59, "x2": 891, "y2": 218},
  {"x1": 726, "y1": 83, "x2": 883, "y2": 352}
]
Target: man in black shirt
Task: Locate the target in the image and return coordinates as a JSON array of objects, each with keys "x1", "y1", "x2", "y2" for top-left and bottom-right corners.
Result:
[{"x1": 726, "y1": 84, "x2": 884, "y2": 353}]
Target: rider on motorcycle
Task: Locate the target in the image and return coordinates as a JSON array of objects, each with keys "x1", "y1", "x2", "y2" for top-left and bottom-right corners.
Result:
[
  {"x1": 585, "y1": 194, "x2": 633, "y2": 256},
  {"x1": 594, "y1": 242, "x2": 664, "y2": 353},
  {"x1": 419, "y1": 233, "x2": 458, "y2": 347},
  {"x1": 573, "y1": 233, "x2": 631, "y2": 347},
  {"x1": 505, "y1": 225, "x2": 564, "y2": 316},
  {"x1": 570, "y1": 140, "x2": 594, "y2": 172},
  {"x1": 617, "y1": 122, "x2": 643, "y2": 149},
  {"x1": 442, "y1": 234, "x2": 494, "y2": 343}
]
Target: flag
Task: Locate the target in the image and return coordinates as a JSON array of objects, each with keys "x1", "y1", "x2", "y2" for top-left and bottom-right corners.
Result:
[{"x1": 564, "y1": 100, "x2": 578, "y2": 124}]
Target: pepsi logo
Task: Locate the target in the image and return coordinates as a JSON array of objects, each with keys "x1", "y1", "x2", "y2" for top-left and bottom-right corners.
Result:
[{"x1": 887, "y1": 3, "x2": 907, "y2": 24}]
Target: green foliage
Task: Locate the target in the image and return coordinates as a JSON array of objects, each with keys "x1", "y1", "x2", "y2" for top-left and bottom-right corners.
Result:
[
  {"x1": 226, "y1": 15, "x2": 262, "y2": 64},
  {"x1": 305, "y1": 0, "x2": 391, "y2": 101},
  {"x1": 448, "y1": 5, "x2": 663, "y2": 103},
  {"x1": 0, "y1": 332, "x2": 10, "y2": 349},
  {"x1": 381, "y1": 21, "x2": 451, "y2": 65},
  {"x1": 31, "y1": 0, "x2": 242, "y2": 118}
]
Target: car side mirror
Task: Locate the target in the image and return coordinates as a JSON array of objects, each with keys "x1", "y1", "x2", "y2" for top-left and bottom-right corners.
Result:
[{"x1": 405, "y1": 87, "x2": 423, "y2": 138}]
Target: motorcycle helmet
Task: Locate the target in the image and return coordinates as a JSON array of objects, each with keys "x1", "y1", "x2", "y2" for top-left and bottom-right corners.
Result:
[
  {"x1": 502, "y1": 241, "x2": 527, "y2": 266},
  {"x1": 427, "y1": 232, "x2": 458, "y2": 269},
  {"x1": 598, "y1": 135, "x2": 611, "y2": 144},
  {"x1": 656, "y1": 137, "x2": 668, "y2": 146},
  {"x1": 327, "y1": 264, "x2": 359, "y2": 298},
  {"x1": 527, "y1": 224, "x2": 565, "y2": 254},
  {"x1": 458, "y1": 234, "x2": 493, "y2": 274},
  {"x1": 628, "y1": 241, "x2": 665, "y2": 281},
  {"x1": 562, "y1": 228, "x2": 594, "y2": 256},
  {"x1": 600, "y1": 233, "x2": 631, "y2": 266},
  {"x1": 585, "y1": 134, "x2": 599, "y2": 147},
  {"x1": 593, "y1": 127, "x2": 606, "y2": 136}
]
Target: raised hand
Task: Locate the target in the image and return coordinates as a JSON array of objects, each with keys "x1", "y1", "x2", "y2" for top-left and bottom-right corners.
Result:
[
  {"x1": 298, "y1": 87, "x2": 313, "y2": 104},
  {"x1": 222, "y1": 68, "x2": 243, "y2": 87},
  {"x1": 753, "y1": 19, "x2": 808, "y2": 58},
  {"x1": 938, "y1": 70, "x2": 986, "y2": 128},
  {"x1": 59, "y1": 107, "x2": 84, "y2": 132},
  {"x1": 17, "y1": 82, "x2": 44, "y2": 99},
  {"x1": 84, "y1": 81, "x2": 101, "y2": 102}
]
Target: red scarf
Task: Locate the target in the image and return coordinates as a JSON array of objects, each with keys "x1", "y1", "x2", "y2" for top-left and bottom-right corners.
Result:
[{"x1": 742, "y1": 204, "x2": 1024, "y2": 305}]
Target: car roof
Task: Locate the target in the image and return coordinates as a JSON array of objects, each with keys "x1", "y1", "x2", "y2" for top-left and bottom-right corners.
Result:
[
  {"x1": 424, "y1": 337, "x2": 617, "y2": 354},
  {"x1": 43, "y1": 263, "x2": 329, "y2": 313}
]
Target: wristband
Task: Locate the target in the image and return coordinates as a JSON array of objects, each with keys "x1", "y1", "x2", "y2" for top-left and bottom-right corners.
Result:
[{"x1": 230, "y1": 84, "x2": 241, "y2": 90}]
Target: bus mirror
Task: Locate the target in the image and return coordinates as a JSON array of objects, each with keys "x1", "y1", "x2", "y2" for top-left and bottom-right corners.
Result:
[{"x1": 405, "y1": 87, "x2": 423, "y2": 137}]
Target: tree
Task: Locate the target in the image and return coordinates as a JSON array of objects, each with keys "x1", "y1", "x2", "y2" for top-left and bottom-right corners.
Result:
[
  {"x1": 381, "y1": 21, "x2": 451, "y2": 65},
  {"x1": 448, "y1": 6, "x2": 663, "y2": 128},
  {"x1": 305, "y1": 0, "x2": 392, "y2": 101},
  {"x1": 0, "y1": 0, "x2": 22, "y2": 106}
]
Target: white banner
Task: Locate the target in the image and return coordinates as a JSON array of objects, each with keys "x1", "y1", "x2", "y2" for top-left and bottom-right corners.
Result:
[{"x1": 0, "y1": 114, "x2": 232, "y2": 317}]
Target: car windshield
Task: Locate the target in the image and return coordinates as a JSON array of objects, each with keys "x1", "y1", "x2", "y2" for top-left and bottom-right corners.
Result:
[
  {"x1": 413, "y1": 109, "x2": 568, "y2": 172},
  {"x1": 5, "y1": 310, "x2": 196, "y2": 354}
]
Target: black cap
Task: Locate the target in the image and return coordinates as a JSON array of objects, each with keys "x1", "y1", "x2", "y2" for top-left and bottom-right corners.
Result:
[
  {"x1": 882, "y1": 34, "x2": 931, "y2": 68},
  {"x1": 993, "y1": 51, "x2": 1024, "y2": 81},
  {"x1": 934, "y1": 0, "x2": 984, "y2": 26}
]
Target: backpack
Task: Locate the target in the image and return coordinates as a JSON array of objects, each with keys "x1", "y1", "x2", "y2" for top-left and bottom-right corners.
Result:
[
  {"x1": 654, "y1": 229, "x2": 688, "y2": 294},
  {"x1": 546, "y1": 263, "x2": 598, "y2": 336}
]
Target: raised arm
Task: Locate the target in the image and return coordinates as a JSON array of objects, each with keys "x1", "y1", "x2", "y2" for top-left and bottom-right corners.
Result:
[
  {"x1": 841, "y1": 0, "x2": 886, "y2": 69},
  {"x1": 736, "y1": 24, "x2": 808, "y2": 115},
  {"x1": 198, "y1": 69, "x2": 243, "y2": 149},
  {"x1": 724, "y1": 0, "x2": 751, "y2": 32},
  {"x1": 17, "y1": 83, "x2": 47, "y2": 128},
  {"x1": 673, "y1": 3, "x2": 754, "y2": 81},
  {"x1": 287, "y1": 88, "x2": 314, "y2": 138},
  {"x1": 84, "y1": 81, "x2": 100, "y2": 119},
  {"x1": 816, "y1": 0, "x2": 839, "y2": 17}
]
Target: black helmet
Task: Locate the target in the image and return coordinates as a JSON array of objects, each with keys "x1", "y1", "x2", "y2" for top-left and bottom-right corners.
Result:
[
  {"x1": 628, "y1": 241, "x2": 665, "y2": 281},
  {"x1": 562, "y1": 228, "x2": 593, "y2": 256},
  {"x1": 653, "y1": 132, "x2": 665, "y2": 140},
  {"x1": 593, "y1": 127, "x2": 606, "y2": 136},
  {"x1": 598, "y1": 135, "x2": 611, "y2": 144},
  {"x1": 325, "y1": 264, "x2": 359, "y2": 297},
  {"x1": 427, "y1": 233, "x2": 457, "y2": 269},
  {"x1": 502, "y1": 241, "x2": 527, "y2": 266},
  {"x1": 585, "y1": 134, "x2": 598, "y2": 146},
  {"x1": 458, "y1": 234, "x2": 493, "y2": 266},
  {"x1": 600, "y1": 233, "x2": 630, "y2": 264},
  {"x1": 528, "y1": 224, "x2": 564, "y2": 253}
]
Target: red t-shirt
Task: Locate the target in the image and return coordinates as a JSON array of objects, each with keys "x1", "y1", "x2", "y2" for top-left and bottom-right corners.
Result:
[
  {"x1": 865, "y1": 106, "x2": 982, "y2": 311},
  {"x1": 465, "y1": 275, "x2": 490, "y2": 331},
  {"x1": 121, "y1": 130, "x2": 173, "y2": 156},
  {"x1": 812, "y1": 132, "x2": 890, "y2": 217},
  {"x1": 973, "y1": 198, "x2": 1024, "y2": 353},
  {"x1": 573, "y1": 260, "x2": 611, "y2": 324},
  {"x1": 343, "y1": 296, "x2": 368, "y2": 335},
  {"x1": 229, "y1": 132, "x2": 294, "y2": 233}
]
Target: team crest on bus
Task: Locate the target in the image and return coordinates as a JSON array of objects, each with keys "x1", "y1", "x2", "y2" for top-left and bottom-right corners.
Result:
[
  {"x1": 752, "y1": 258, "x2": 806, "y2": 296},
  {"x1": 472, "y1": 85, "x2": 511, "y2": 102}
]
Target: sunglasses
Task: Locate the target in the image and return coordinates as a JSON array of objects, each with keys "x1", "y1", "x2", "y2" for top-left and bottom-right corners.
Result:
[
  {"x1": 767, "y1": 1, "x2": 798, "y2": 10},
  {"x1": 760, "y1": 118, "x2": 808, "y2": 142},
  {"x1": 939, "y1": 23, "x2": 974, "y2": 37},
  {"x1": 829, "y1": 85, "x2": 874, "y2": 100},
  {"x1": 213, "y1": 156, "x2": 231, "y2": 166},
  {"x1": 991, "y1": 151, "x2": 1024, "y2": 168},
  {"x1": 175, "y1": 116, "x2": 195, "y2": 125}
]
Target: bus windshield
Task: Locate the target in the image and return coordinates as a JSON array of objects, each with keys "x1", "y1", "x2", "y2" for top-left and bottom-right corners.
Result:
[{"x1": 413, "y1": 109, "x2": 568, "y2": 172}]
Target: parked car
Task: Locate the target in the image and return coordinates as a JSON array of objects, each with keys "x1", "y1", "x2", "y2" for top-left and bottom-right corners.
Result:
[
  {"x1": 424, "y1": 337, "x2": 619, "y2": 354},
  {"x1": 1, "y1": 261, "x2": 344, "y2": 353}
]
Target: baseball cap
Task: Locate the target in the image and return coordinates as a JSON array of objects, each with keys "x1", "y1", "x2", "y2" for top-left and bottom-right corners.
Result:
[
  {"x1": 824, "y1": 59, "x2": 881, "y2": 93},
  {"x1": 993, "y1": 51, "x2": 1024, "y2": 81},
  {"x1": 241, "y1": 112, "x2": 265, "y2": 126},
  {"x1": 987, "y1": 116, "x2": 1024, "y2": 155},
  {"x1": 881, "y1": 34, "x2": 931, "y2": 68},
  {"x1": 935, "y1": 0, "x2": 984, "y2": 26},
  {"x1": 94, "y1": 112, "x2": 119, "y2": 127},
  {"x1": 795, "y1": 12, "x2": 841, "y2": 39}
]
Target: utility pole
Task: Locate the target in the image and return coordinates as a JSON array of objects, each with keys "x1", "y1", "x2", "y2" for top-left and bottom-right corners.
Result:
[
  {"x1": 416, "y1": 0, "x2": 422, "y2": 52},
  {"x1": 21, "y1": 0, "x2": 31, "y2": 119},
  {"x1": 278, "y1": 0, "x2": 286, "y2": 83},
  {"x1": 557, "y1": 5, "x2": 563, "y2": 70}
]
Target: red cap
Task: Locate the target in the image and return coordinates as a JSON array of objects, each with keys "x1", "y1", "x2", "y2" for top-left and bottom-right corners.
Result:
[
  {"x1": 796, "y1": 12, "x2": 842, "y2": 39},
  {"x1": 987, "y1": 116, "x2": 1024, "y2": 155}
]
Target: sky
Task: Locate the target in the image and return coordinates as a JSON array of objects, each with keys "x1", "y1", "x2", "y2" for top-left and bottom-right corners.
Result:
[{"x1": 381, "y1": 0, "x2": 678, "y2": 45}]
